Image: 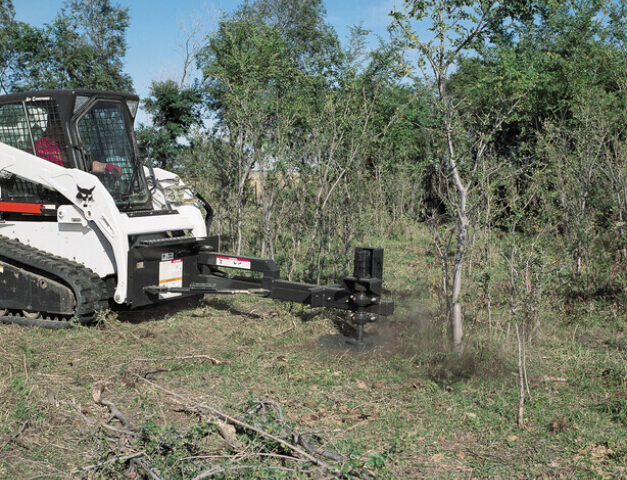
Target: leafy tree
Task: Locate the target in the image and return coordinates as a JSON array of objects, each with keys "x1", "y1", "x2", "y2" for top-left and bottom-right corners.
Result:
[
  {"x1": 136, "y1": 80, "x2": 203, "y2": 170},
  {"x1": 2, "y1": 0, "x2": 132, "y2": 92},
  {"x1": 0, "y1": 0, "x2": 17, "y2": 93},
  {"x1": 540, "y1": 90, "x2": 627, "y2": 296},
  {"x1": 448, "y1": 0, "x2": 627, "y2": 297},
  {"x1": 197, "y1": 16, "x2": 305, "y2": 253},
  {"x1": 234, "y1": 0, "x2": 341, "y2": 75},
  {"x1": 195, "y1": 0, "x2": 426, "y2": 277},
  {"x1": 3, "y1": 22, "x2": 53, "y2": 91},
  {"x1": 60, "y1": 0, "x2": 133, "y2": 91},
  {"x1": 449, "y1": 0, "x2": 627, "y2": 158},
  {"x1": 391, "y1": 0, "x2": 535, "y2": 352}
]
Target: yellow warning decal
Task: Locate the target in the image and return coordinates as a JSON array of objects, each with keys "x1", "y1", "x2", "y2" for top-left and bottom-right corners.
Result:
[{"x1": 159, "y1": 276, "x2": 183, "y2": 284}]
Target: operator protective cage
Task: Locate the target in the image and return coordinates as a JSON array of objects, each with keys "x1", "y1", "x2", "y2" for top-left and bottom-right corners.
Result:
[{"x1": 0, "y1": 89, "x2": 149, "y2": 211}]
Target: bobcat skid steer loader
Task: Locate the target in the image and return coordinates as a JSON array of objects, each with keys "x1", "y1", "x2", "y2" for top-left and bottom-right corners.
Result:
[{"x1": 0, "y1": 90, "x2": 393, "y2": 341}]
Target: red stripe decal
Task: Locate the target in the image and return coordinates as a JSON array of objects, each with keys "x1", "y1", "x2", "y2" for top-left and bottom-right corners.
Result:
[
  {"x1": 0, "y1": 202, "x2": 45, "y2": 214},
  {"x1": 217, "y1": 256, "x2": 250, "y2": 262}
]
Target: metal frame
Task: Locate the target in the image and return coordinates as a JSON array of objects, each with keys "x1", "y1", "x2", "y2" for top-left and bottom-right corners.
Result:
[{"x1": 144, "y1": 247, "x2": 394, "y2": 341}]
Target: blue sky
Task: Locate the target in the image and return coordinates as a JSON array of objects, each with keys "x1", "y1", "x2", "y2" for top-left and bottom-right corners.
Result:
[{"x1": 13, "y1": 0, "x2": 402, "y2": 122}]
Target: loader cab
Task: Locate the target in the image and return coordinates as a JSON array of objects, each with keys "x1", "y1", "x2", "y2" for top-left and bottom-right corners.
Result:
[{"x1": 0, "y1": 89, "x2": 151, "y2": 211}]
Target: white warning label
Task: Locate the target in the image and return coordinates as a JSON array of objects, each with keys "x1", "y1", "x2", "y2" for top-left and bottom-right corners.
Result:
[
  {"x1": 216, "y1": 256, "x2": 251, "y2": 270},
  {"x1": 158, "y1": 258, "x2": 183, "y2": 299}
]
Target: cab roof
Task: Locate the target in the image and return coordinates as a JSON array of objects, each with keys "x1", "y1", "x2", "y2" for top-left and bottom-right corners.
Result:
[
  {"x1": 0, "y1": 89, "x2": 139, "y2": 104},
  {"x1": 0, "y1": 90, "x2": 140, "y2": 120}
]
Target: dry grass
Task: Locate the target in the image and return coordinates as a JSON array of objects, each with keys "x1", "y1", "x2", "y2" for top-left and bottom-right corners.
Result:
[{"x1": 0, "y1": 233, "x2": 625, "y2": 479}]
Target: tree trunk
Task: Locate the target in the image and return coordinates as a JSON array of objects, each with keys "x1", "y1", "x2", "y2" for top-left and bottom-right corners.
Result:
[
  {"x1": 450, "y1": 208, "x2": 468, "y2": 353},
  {"x1": 515, "y1": 321, "x2": 525, "y2": 428},
  {"x1": 259, "y1": 171, "x2": 275, "y2": 259},
  {"x1": 617, "y1": 190, "x2": 626, "y2": 260},
  {"x1": 235, "y1": 198, "x2": 243, "y2": 255}
]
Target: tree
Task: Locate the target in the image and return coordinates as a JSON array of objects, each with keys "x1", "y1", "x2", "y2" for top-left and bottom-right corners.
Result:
[
  {"x1": 540, "y1": 91, "x2": 626, "y2": 295},
  {"x1": 136, "y1": 80, "x2": 203, "y2": 170},
  {"x1": 445, "y1": 0, "x2": 626, "y2": 301},
  {"x1": 61, "y1": 0, "x2": 132, "y2": 91},
  {"x1": 2, "y1": 0, "x2": 132, "y2": 92},
  {"x1": 0, "y1": 0, "x2": 17, "y2": 93},
  {"x1": 198, "y1": 16, "x2": 305, "y2": 254},
  {"x1": 0, "y1": 0, "x2": 55, "y2": 93},
  {"x1": 392, "y1": 1, "x2": 531, "y2": 352},
  {"x1": 234, "y1": 0, "x2": 341, "y2": 75},
  {"x1": 449, "y1": 0, "x2": 627, "y2": 161}
]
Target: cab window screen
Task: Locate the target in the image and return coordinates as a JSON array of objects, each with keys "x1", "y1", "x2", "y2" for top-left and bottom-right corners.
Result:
[
  {"x1": 0, "y1": 103, "x2": 31, "y2": 151},
  {"x1": 77, "y1": 100, "x2": 149, "y2": 206},
  {"x1": 78, "y1": 101, "x2": 134, "y2": 180},
  {"x1": 0, "y1": 100, "x2": 69, "y2": 166},
  {"x1": 0, "y1": 100, "x2": 68, "y2": 202},
  {"x1": 26, "y1": 100, "x2": 68, "y2": 167}
]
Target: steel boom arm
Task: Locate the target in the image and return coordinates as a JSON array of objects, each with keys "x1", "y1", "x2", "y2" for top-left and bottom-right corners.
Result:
[{"x1": 145, "y1": 247, "x2": 394, "y2": 334}]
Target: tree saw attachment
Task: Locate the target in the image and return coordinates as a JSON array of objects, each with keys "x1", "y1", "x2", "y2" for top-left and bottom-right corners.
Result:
[{"x1": 144, "y1": 246, "x2": 394, "y2": 342}]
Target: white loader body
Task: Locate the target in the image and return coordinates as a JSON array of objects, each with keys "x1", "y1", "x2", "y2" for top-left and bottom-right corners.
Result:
[{"x1": 0, "y1": 140, "x2": 206, "y2": 304}]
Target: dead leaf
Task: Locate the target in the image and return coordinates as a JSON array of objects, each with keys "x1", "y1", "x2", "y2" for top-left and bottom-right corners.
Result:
[
  {"x1": 550, "y1": 418, "x2": 570, "y2": 433},
  {"x1": 465, "y1": 412, "x2": 477, "y2": 419},
  {"x1": 356, "y1": 380, "x2": 368, "y2": 390},
  {"x1": 124, "y1": 464, "x2": 141, "y2": 480},
  {"x1": 455, "y1": 451, "x2": 466, "y2": 459},
  {"x1": 432, "y1": 453, "x2": 445, "y2": 462},
  {"x1": 216, "y1": 421, "x2": 243, "y2": 450},
  {"x1": 588, "y1": 445, "x2": 613, "y2": 463},
  {"x1": 122, "y1": 375, "x2": 137, "y2": 388},
  {"x1": 69, "y1": 418, "x2": 84, "y2": 428},
  {"x1": 91, "y1": 381, "x2": 106, "y2": 403},
  {"x1": 507, "y1": 435, "x2": 518, "y2": 442},
  {"x1": 46, "y1": 390, "x2": 58, "y2": 408}
]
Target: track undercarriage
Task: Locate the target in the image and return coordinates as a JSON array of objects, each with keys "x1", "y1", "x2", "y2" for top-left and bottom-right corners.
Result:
[{"x1": 0, "y1": 235, "x2": 109, "y2": 328}]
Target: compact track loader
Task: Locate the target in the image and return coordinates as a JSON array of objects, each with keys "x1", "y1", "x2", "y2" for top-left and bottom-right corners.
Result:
[{"x1": 0, "y1": 90, "x2": 393, "y2": 341}]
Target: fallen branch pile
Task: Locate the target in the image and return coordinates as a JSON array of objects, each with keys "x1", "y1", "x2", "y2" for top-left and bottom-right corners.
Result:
[{"x1": 70, "y1": 371, "x2": 363, "y2": 479}]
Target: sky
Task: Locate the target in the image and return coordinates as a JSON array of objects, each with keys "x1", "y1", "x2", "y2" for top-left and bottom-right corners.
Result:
[{"x1": 12, "y1": 0, "x2": 402, "y2": 124}]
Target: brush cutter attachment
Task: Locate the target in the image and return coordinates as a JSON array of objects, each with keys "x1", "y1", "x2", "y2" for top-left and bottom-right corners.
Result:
[{"x1": 144, "y1": 246, "x2": 394, "y2": 342}]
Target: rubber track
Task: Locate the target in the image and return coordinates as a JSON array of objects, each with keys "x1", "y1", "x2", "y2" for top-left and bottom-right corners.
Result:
[
  {"x1": 0, "y1": 234, "x2": 109, "y2": 327},
  {"x1": 0, "y1": 315, "x2": 73, "y2": 329}
]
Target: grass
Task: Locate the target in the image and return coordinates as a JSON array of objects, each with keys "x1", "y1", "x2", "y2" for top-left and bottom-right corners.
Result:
[{"x1": 0, "y1": 226, "x2": 625, "y2": 479}]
